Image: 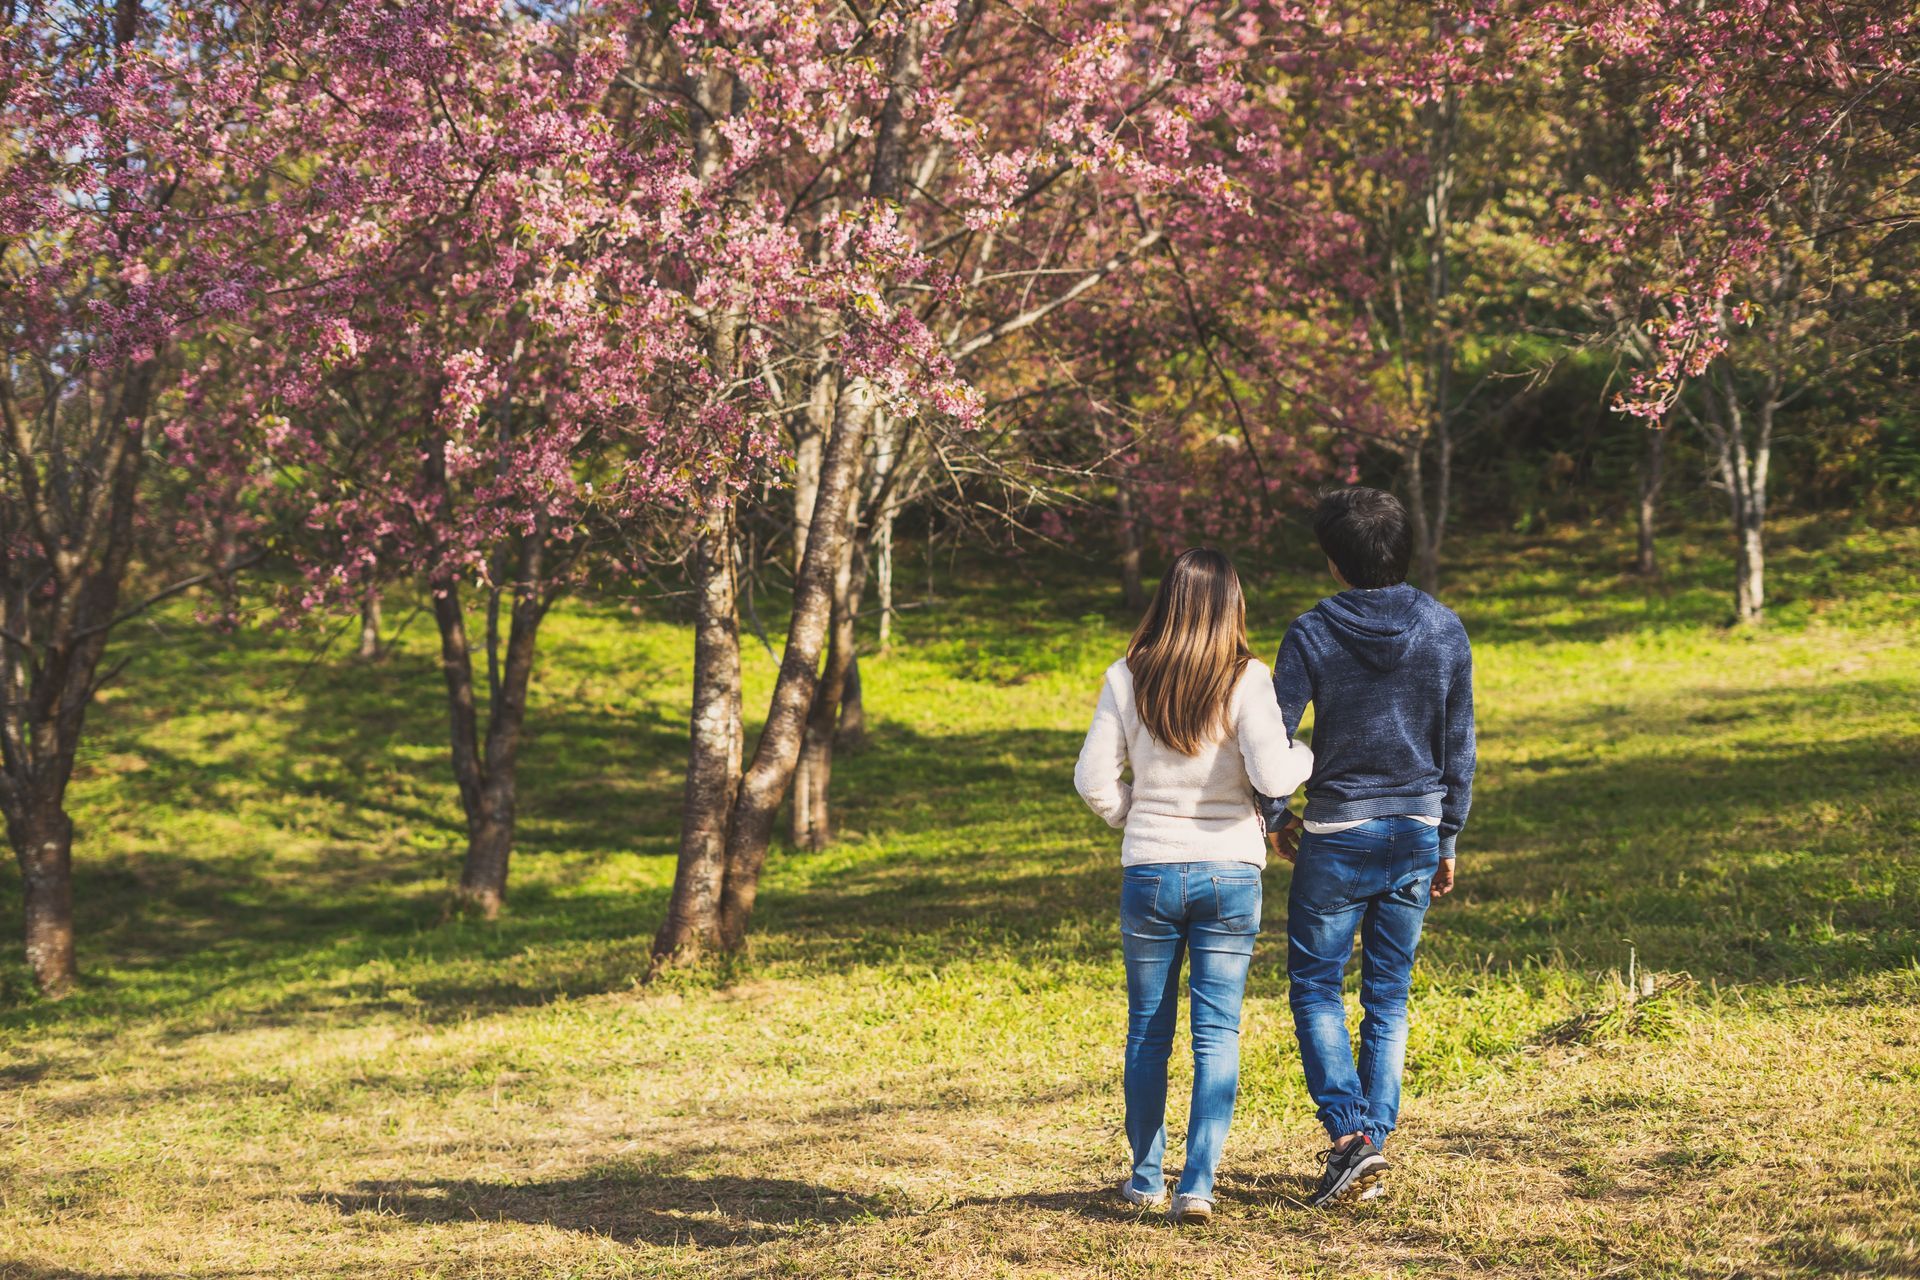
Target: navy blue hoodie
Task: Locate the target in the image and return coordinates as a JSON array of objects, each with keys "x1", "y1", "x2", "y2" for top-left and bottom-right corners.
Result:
[{"x1": 1257, "y1": 583, "x2": 1476, "y2": 857}]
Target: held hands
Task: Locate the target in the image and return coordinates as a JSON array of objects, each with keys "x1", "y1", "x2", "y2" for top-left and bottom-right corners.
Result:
[
  {"x1": 1432, "y1": 857, "x2": 1456, "y2": 898},
  {"x1": 1266, "y1": 813, "x2": 1303, "y2": 865}
]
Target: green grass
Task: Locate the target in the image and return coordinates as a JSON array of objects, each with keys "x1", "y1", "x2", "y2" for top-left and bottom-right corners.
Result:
[{"x1": 2, "y1": 515, "x2": 1918, "y2": 1278}]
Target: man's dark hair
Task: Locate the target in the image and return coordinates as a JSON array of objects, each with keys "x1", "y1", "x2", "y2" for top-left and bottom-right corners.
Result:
[{"x1": 1313, "y1": 486, "x2": 1411, "y2": 588}]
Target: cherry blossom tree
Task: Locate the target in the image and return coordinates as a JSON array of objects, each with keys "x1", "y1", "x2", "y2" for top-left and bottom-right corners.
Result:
[
  {"x1": 0, "y1": 0, "x2": 398, "y2": 995},
  {"x1": 1470, "y1": 0, "x2": 1920, "y2": 620},
  {"x1": 643, "y1": 0, "x2": 1362, "y2": 959},
  {"x1": 175, "y1": 3, "x2": 783, "y2": 918}
]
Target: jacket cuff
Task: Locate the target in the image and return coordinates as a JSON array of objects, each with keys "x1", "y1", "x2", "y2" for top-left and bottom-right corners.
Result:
[
  {"x1": 1257, "y1": 794, "x2": 1291, "y2": 832},
  {"x1": 1438, "y1": 833, "x2": 1457, "y2": 860}
]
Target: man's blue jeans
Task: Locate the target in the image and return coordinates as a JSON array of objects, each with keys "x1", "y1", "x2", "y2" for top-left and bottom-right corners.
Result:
[
  {"x1": 1121, "y1": 860, "x2": 1261, "y2": 1201},
  {"x1": 1287, "y1": 817, "x2": 1439, "y2": 1150}
]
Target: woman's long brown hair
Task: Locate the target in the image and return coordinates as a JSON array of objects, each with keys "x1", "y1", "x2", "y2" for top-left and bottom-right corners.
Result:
[{"x1": 1126, "y1": 547, "x2": 1254, "y2": 754}]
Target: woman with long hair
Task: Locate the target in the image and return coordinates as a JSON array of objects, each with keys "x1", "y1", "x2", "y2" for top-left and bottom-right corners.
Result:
[{"x1": 1074, "y1": 547, "x2": 1313, "y2": 1224}]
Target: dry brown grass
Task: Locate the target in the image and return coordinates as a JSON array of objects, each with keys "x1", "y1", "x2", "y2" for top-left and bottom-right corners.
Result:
[{"x1": 5, "y1": 975, "x2": 1918, "y2": 1278}]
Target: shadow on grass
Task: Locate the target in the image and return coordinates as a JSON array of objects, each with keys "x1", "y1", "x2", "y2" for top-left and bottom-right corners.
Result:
[
  {"x1": 6, "y1": 524, "x2": 1918, "y2": 1038},
  {"x1": 0, "y1": 715, "x2": 1108, "y2": 1035},
  {"x1": 305, "y1": 1173, "x2": 1274, "y2": 1247},
  {"x1": 8, "y1": 698, "x2": 1917, "y2": 1039},
  {"x1": 0, "y1": 1268, "x2": 258, "y2": 1280},
  {"x1": 1435, "y1": 727, "x2": 1920, "y2": 981},
  {"x1": 307, "y1": 1172, "x2": 888, "y2": 1248}
]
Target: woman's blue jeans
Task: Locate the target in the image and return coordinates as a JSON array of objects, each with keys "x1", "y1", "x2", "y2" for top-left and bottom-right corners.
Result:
[
  {"x1": 1121, "y1": 860, "x2": 1262, "y2": 1201},
  {"x1": 1286, "y1": 816, "x2": 1439, "y2": 1150}
]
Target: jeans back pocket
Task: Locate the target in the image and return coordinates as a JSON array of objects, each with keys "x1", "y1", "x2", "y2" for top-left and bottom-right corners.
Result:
[
  {"x1": 1121, "y1": 870, "x2": 1163, "y2": 929},
  {"x1": 1210, "y1": 873, "x2": 1263, "y2": 934}
]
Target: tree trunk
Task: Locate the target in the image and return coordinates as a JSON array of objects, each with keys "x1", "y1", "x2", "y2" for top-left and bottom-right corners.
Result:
[
  {"x1": 870, "y1": 411, "x2": 902, "y2": 652},
  {"x1": 718, "y1": 378, "x2": 875, "y2": 946},
  {"x1": 792, "y1": 364, "x2": 834, "y2": 570},
  {"x1": 10, "y1": 807, "x2": 76, "y2": 999},
  {"x1": 358, "y1": 584, "x2": 382, "y2": 659},
  {"x1": 785, "y1": 361, "x2": 840, "y2": 846},
  {"x1": 1636, "y1": 426, "x2": 1666, "y2": 577},
  {"x1": 796, "y1": 495, "x2": 870, "y2": 851},
  {"x1": 1402, "y1": 441, "x2": 1441, "y2": 596},
  {"x1": 838, "y1": 655, "x2": 865, "y2": 746},
  {"x1": 1, "y1": 363, "x2": 153, "y2": 998},
  {"x1": 875, "y1": 513, "x2": 896, "y2": 652},
  {"x1": 431, "y1": 534, "x2": 548, "y2": 918},
  {"x1": 1707, "y1": 361, "x2": 1772, "y2": 625},
  {"x1": 1417, "y1": 77, "x2": 1456, "y2": 598},
  {"x1": 1733, "y1": 499, "x2": 1765, "y2": 623},
  {"x1": 659, "y1": 18, "x2": 922, "y2": 956},
  {"x1": 653, "y1": 494, "x2": 744, "y2": 963},
  {"x1": 1117, "y1": 480, "x2": 1147, "y2": 610}
]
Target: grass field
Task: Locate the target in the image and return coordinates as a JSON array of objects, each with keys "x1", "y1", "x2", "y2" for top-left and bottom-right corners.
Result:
[{"x1": 3, "y1": 517, "x2": 1918, "y2": 1279}]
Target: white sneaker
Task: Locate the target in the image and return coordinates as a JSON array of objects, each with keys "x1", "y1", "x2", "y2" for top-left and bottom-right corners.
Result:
[
  {"x1": 1168, "y1": 1192, "x2": 1213, "y2": 1225},
  {"x1": 1120, "y1": 1181, "x2": 1168, "y2": 1210},
  {"x1": 1357, "y1": 1183, "x2": 1385, "y2": 1202}
]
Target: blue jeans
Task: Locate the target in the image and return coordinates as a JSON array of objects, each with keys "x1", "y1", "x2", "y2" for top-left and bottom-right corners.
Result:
[
  {"x1": 1286, "y1": 817, "x2": 1439, "y2": 1149},
  {"x1": 1121, "y1": 860, "x2": 1262, "y2": 1201}
]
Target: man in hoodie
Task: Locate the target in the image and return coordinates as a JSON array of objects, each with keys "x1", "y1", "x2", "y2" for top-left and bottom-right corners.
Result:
[{"x1": 1258, "y1": 486, "x2": 1476, "y2": 1207}]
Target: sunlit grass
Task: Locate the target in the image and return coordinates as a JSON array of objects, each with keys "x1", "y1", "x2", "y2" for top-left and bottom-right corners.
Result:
[{"x1": 1, "y1": 515, "x2": 1916, "y2": 1277}]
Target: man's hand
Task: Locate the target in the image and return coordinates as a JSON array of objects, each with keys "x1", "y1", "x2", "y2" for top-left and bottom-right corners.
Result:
[
  {"x1": 1432, "y1": 857, "x2": 1456, "y2": 897},
  {"x1": 1267, "y1": 813, "x2": 1303, "y2": 865}
]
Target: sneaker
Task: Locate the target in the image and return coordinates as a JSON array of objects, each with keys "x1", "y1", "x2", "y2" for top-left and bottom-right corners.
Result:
[
  {"x1": 1168, "y1": 1192, "x2": 1213, "y2": 1225},
  {"x1": 1309, "y1": 1136, "x2": 1388, "y2": 1208},
  {"x1": 1356, "y1": 1183, "x2": 1386, "y2": 1202},
  {"x1": 1120, "y1": 1181, "x2": 1168, "y2": 1211}
]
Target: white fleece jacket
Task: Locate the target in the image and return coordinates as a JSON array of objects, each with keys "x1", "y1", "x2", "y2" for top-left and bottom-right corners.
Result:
[{"x1": 1074, "y1": 658, "x2": 1315, "y2": 868}]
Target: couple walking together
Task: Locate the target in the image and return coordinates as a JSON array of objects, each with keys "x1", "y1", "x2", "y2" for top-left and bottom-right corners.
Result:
[{"x1": 1074, "y1": 486, "x2": 1477, "y2": 1222}]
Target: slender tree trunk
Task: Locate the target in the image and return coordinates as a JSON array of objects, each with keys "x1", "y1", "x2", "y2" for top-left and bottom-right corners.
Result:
[
  {"x1": 652, "y1": 493, "x2": 743, "y2": 963},
  {"x1": 1401, "y1": 440, "x2": 1439, "y2": 595},
  {"x1": 1637, "y1": 426, "x2": 1666, "y2": 577},
  {"x1": 358, "y1": 584, "x2": 382, "y2": 659},
  {"x1": 868, "y1": 408, "x2": 902, "y2": 654},
  {"x1": 1427, "y1": 419, "x2": 1452, "y2": 594},
  {"x1": 875, "y1": 513, "x2": 896, "y2": 652},
  {"x1": 1733, "y1": 495, "x2": 1765, "y2": 623},
  {"x1": 792, "y1": 364, "x2": 833, "y2": 569},
  {"x1": 786, "y1": 364, "x2": 838, "y2": 845},
  {"x1": 1117, "y1": 480, "x2": 1147, "y2": 610},
  {"x1": 837, "y1": 654, "x2": 864, "y2": 746},
  {"x1": 1415, "y1": 76, "x2": 1456, "y2": 598},
  {"x1": 718, "y1": 379, "x2": 875, "y2": 946},
  {"x1": 796, "y1": 491, "x2": 870, "y2": 850},
  {"x1": 431, "y1": 533, "x2": 548, "y2": 918},
  {"x1": 1707, "y1": 362, "x2": 1772, "y2": 625}
]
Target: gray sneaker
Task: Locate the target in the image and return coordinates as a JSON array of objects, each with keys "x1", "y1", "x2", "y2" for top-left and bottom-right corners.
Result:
[
  {"x1": 1120, "y1": 1181, "x2": 1167, "y2": 1210},
  {"x1": 1168, "y1": 1192, "x2": 1213, "y2": 1225},
  {"x1": 1309, "y1": 1136, "x2": 1388, "y2": 1207}
]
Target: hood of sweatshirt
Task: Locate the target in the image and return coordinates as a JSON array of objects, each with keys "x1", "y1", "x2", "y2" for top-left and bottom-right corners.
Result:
[{"x1": 1312, "y1": 583, "x2": 1426, "y2": 673}]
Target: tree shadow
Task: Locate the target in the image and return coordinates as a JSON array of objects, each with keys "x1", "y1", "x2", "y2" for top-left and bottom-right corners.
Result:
[
  {"x1": 946, "y1": 1186, "x2": 1152, "y2": 1224},
  {"x1": 7, "y1": 534, "x2": 1917, "y2": 1037},
  {"x1": 1424, "y1": 725, "x2": 1920, "y2": 982},
  {"x1": 0, "y1": 714, "x2": 1111, "y2": 1036},
  {"x1": 305, "y1": 1171, "x2": 890, "y2": 1248},
  {"x1": 0, "y1": 1268, "x2": 256, "y2": 1280}
]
